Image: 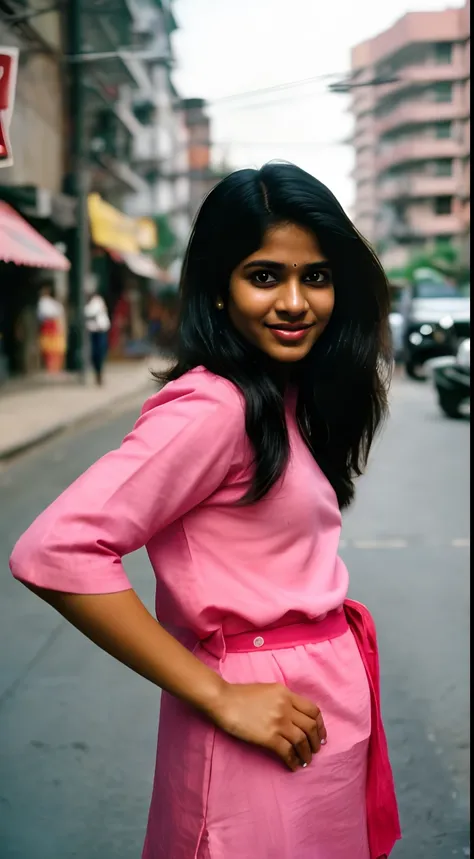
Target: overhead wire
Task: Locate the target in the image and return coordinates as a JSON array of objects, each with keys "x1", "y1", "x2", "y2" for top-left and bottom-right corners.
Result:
[{"x1": 207, "y1": 72, "x2": 347, "y2": 105}]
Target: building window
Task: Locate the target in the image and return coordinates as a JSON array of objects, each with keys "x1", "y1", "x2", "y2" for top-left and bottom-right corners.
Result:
[
  {"x1": 434, "y1": 159, "x2": 453, "y2": 176},
  {"x1": 434, "y1": 82, "x2": 453, "y2": 102},
  {"x1": 435, "y1": 121, "x2": 452, "y2": 139},
  {"x1": 434, "y1": 196, "x2": 452, "y2": 215},
  {"x1": 434, "y1": 42, "x2": 453, "y2": 64}
]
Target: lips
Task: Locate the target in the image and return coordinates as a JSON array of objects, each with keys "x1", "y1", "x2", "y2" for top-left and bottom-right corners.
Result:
[{"x1": 266, "y1": 324, "x2": 315, "y2": 343}]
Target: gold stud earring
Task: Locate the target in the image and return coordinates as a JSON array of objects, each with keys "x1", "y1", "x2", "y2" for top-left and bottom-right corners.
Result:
[{"x1": 216, "y1": 299, "x2": 224, "y2": 310}]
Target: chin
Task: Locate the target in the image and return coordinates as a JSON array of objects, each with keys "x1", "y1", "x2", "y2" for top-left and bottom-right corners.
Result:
[{"x1": 265, "y1": 344, "x2": 315, "y2": 363}]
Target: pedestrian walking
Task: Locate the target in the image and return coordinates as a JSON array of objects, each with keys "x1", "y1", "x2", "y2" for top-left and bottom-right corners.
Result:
[
  {"x1": 84, "y1": 290, "x2": 110, "y2": 385},
  {"x1": 37, "y1": 282, "x2": 66, "y2": 373},
  {"x1": 10, "y1": 163, "x2": 401, "y2": 859}
]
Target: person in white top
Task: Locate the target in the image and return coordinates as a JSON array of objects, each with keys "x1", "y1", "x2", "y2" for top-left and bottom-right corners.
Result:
[
  {"x1": 37, "y1": 283, "x2": 66, "y2": 373},
  {"x1": 84, "y1": 291, "x2": 110, "y2": 385}
]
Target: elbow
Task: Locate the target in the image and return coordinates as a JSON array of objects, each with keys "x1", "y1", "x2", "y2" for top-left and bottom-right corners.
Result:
[
  {"x1": 9, "y1": 532, "x2": 41, "y2": 588},
  {"x1": 9, "y1": 524, "x2": 58, "y2": 591}
]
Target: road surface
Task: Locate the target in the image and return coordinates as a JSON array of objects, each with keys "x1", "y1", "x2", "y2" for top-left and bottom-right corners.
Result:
[{"x1": 0, "y1": 376, "x2": 469, "y2": 858}]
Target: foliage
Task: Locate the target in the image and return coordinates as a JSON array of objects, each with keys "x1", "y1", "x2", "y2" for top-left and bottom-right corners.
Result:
[
  {"x1": 386, "y1": 243, "x2": 470, "y2": 286},
  {"x1": 146, "y1": 214, "x2": 178, "y2": 267}
]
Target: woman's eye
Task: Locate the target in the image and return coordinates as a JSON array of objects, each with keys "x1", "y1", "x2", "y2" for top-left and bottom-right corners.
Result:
[
  {"x1": 305, "y1": 270, "x2": 331, "y2": 284},
  {"x1": 252, "y1": 271, "x2": 277, "y2": 285}
]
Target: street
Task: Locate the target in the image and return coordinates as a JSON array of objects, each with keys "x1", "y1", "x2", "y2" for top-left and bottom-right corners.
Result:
[{"x1": 0, "y1": 375, "x2": 469, "y2": 859}]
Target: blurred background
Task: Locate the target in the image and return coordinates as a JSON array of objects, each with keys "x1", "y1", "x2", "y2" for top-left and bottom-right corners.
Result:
[{"x1": 0, "y1": 2, "x2": 470, "y2": 858}]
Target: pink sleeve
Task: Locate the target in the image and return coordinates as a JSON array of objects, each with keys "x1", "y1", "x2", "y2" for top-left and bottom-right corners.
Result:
[{"x1": 9, "y1": 376, "x2": 243, "y2": 594}]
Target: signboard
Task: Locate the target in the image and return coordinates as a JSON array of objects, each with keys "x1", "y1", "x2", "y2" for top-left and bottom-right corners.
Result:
[
  {"x1": 0, "y1": 47, "x2": 19, "y2": 168},
  {"x1": 88, "y1": 193, "x2": 158, "y2": 254}
]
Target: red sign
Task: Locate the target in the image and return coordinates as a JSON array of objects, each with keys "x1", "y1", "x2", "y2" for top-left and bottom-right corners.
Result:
[{"x1": 0, "y1": 47, "x2": 19, "y2": 168}]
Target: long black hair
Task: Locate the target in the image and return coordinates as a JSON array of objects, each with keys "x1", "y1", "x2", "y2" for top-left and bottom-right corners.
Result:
[{"x1": 156, "y1": 162, "x2": 392, "y2": 509}]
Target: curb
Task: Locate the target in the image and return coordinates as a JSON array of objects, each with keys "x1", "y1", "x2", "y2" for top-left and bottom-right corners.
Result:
[{"x1": 0, "y1": 383, "x2": 155, "y2": 463}]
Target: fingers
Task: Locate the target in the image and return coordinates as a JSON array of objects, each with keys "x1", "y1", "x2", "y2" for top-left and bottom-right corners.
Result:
[
  {"x1": 291, "y1": 692, "x2": 327, "y2": 746},
  {"x1": 283, "y1": 725, "x2": 313, "y2": 766},
  {"x1": 275, "y1": 737, "x2": 301, "y2": 772},
  {"x1": 290, "y1": 691, "x2": 319, "y2": 720},
  {"x1": 316, "y1": 710, "x2": 327, "y2": 745},
  {"x1": 292, "y1": 711, "x2": 321, "y2": 754}
]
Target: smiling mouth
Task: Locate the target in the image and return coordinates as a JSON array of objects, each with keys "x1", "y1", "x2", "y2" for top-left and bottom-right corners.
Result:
[{"x1": 265, "y1": 323, "x2": 315, "y2": 343}]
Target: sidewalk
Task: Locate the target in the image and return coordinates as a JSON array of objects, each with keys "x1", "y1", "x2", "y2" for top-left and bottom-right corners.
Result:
[{"x1": 0, "y1": 356, "x2": 172, "y2": 460}]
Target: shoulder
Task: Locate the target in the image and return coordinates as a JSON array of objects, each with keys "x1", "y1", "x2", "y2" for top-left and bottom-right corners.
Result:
[{"x1": 140, "y1": 366, "x2": 245, "y2": 423}]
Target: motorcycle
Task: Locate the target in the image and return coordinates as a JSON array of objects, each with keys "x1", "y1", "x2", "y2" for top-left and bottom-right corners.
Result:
[{"x1": 426, "y1": 339, "x2": 470, "y2": 419}]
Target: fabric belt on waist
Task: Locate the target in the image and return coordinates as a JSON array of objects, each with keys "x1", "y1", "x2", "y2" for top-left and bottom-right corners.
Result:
[{"x1": 203, "y1": 608, "x2": 348, "y2": 655}]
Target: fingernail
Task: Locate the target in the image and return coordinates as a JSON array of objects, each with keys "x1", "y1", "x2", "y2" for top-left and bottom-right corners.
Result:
[
  {"x1": 301, "y1": 762, "x2": 308, "y2": 768},
  {"x1": 320, "y1": 738, "x2": 327, "y2": 745}
]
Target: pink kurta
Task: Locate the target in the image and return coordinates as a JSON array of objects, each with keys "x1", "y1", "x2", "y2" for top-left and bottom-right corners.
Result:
[{"x1": 10, "y1": 367, "x2": 372, "y2": 859}]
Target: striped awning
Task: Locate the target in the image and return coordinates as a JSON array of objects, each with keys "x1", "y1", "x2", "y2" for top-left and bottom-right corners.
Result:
[{"x1": 0, "y1": 201, "x2": 70, "y2": 270}]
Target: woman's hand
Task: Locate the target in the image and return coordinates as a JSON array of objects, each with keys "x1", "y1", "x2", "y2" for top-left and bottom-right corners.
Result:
[{"x1": 210, "y1": 682, "x2": 327, "y2": 771}]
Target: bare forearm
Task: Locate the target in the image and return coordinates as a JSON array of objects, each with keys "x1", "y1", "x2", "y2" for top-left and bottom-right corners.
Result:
[
  {"x1": 23, "y1": 583, "x2": 328, "y2": 772},
  {"x1": 26, "y1": 585, "x2": 225, "y2": 717}
]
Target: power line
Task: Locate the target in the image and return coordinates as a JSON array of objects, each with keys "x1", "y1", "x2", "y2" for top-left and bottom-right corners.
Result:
[
  {"x1": 207, "y1": 72, "x2": 347, "y2": 105},
  {"x1": 206, "y1": 72, "x2": 414, "y2": 112},
  {"x1": 212, "y1": 140, "x2": 347, "y2": 148},
  {"x1": 209, "y1": 88, "x2": 342, "y2": 113}
]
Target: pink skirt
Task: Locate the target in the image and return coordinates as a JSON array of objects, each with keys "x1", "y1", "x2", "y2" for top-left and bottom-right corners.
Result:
[{"x1": 143, "y1": 618, "x2": 372, "y2": 859}]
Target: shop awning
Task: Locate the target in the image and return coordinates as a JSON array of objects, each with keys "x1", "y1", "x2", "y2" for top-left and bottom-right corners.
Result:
[
  {"x1": 0, "y1": 201, "x2": 70, "y2": 270},
  {"x1": 109, "y1": 249, "x2": 169, "y2": 281}
]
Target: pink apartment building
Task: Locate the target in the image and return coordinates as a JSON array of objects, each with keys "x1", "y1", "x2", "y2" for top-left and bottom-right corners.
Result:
[{"x1": 350, "y1": 1, "x2": 470, "y2": 272}]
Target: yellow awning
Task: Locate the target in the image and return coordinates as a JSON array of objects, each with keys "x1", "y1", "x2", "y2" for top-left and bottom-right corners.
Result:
[{"x1": 88, "y1": 193, "x2": 158, "y2": 255}]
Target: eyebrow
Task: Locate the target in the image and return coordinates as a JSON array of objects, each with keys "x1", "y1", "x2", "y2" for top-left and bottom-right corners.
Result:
[{"x1": 242, "y1": 259, "x2": 332, "y2": 271}]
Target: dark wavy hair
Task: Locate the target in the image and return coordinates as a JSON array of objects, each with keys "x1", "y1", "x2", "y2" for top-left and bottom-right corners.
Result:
[{"x1": 156, "y1": 162, "x2": 392, "y2": 509}]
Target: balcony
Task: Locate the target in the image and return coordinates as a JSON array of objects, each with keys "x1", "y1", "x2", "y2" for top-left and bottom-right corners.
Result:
[
  {"x1": 132, "y1": 126, "x2": 173, "y2": 166},
  {"x1": 375, "y1": 61, "x2": 467, "y2": 103},
  {"x1": 375, "y1": 98, "x2": 466, "y2": 137},
  {"x1": 378, "y1": 174, "x2": 458, "y2": 201},
  {"x1": 376, "y1": 210, "x2": 464, "y2": 242},
  {"x1": 376, "y1": 138, "x2": 465, "y2": 174},
  {"x1": 351, "y1": 163, "x2": 374, "y2": 182},
  {"x1": 355, "y1": 184, "x2": 377, "y2": 204},
  {"x1": 352, "y1": 89, "x2": 377, "y2": 116},
  {"x1": 410, "y1": 212, "x2": 464, "y2": 237},
  {"x1": 353, "y1": 129, "x2": 376, "y2": 150},
  {"x1": 355, "y1": 149, "x2": 376, "y2": 171}
]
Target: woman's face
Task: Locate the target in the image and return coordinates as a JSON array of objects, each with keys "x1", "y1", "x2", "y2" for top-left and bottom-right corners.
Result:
[{"x1": 228, "y1": 222, "x2": 335, "y2": 363}]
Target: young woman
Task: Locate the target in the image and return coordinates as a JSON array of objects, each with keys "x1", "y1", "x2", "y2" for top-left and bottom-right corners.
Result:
[{"x1": 10, "y1": 163, "x2": 400, "y2": 859}]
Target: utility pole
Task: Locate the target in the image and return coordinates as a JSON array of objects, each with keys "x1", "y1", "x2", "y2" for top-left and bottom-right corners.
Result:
[{"x1": 66, "y1": 0, "x2": 89, "y2": 382}]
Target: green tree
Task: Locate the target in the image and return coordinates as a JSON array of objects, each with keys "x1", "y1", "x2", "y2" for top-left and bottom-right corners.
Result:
[{"x1": 387, "y1": 244, "x2": 469, "y2": 286}]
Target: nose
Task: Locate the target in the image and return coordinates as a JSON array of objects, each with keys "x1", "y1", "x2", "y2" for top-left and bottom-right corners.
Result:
[{"x1": 275, "y1": 278, "x2": 309, "y2": 317}]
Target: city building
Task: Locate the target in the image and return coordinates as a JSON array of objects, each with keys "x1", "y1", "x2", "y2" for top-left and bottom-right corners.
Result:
[
  {"x1": 181, "y1": 97, "x2": 219, "y2": 224},
  {"x1": 0, "y1": 0, "x2": 213, "y2": 377},
  {"x1": 120, "y1": 8, "x2": 221, "y2": 272},
  {"x1": 0, "y1": 3, "x2": 74, "y2": 380},
  {"x1": 349, "y1": 0, "x2": 470, "y2": 273}
]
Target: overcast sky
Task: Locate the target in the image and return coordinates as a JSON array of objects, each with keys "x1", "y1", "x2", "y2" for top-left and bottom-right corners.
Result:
[{"x1": 172, "y1": 0, "x2": 464, "y2": 212}]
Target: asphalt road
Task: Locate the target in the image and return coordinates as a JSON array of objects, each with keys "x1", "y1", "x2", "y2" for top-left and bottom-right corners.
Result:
[{"x1": 0, "y1": 376, "x2": 470, "y2": 859}]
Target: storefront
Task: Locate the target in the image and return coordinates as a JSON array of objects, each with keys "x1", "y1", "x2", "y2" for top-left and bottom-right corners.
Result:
[
  {"x1": 87, "y1": 194, "x2": 165, "y2": 359},
  {"x1": 0, "y1": 201, "x2": 70, "y2": 381}
]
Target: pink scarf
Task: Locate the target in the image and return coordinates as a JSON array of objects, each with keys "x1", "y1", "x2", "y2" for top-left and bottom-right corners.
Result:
[{"x1": 344, "y1": 599, "x2": 402, "y2": 859}]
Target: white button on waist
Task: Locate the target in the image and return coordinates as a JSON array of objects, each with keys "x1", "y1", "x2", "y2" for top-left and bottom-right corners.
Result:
[{"x1": 253, "y1": 636, "x2": 265, "y2": 648}]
